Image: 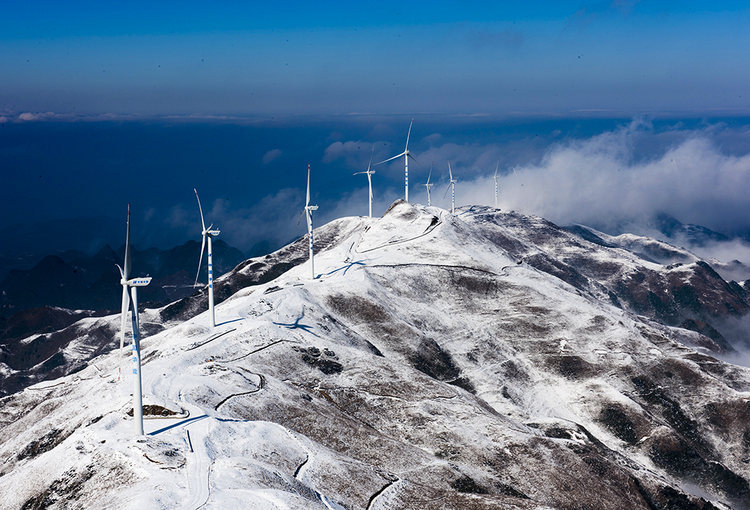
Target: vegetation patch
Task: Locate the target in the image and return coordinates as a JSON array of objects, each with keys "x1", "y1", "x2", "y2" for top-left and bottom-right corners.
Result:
[
  {"x1": 451, "y1": 475, "x2": 487, "y2": 494},
  {"x1": 17, "y1": 428, "x2": 72, "y2": 461},
  {"x1": 21, "y1": 465, "x2": 95, "y2": 510},
  {"x1": 126, "y1": 404, "x2": 181, "y2": 417},
  {"x1": 546, "y1": 355, "x2": 596, "y2": 380},
  {"x1": 597, "y1": 406, "x2": 638, "y2": 445},
  {"x1": 447, "y1": 376, "x2": 476, "y2": 394},
  {"x1": 293, "y1": 346, "x2": 343, "y2": 375},
  {"x1": 495, "y1": 482, "x2": 529, "y2": 499},
  {"x1": 409, "y1": 337, "x2": 460, "y2": 382},
  {"x1": 631, "y1": 375, "x2": 706, "y2": 449}
]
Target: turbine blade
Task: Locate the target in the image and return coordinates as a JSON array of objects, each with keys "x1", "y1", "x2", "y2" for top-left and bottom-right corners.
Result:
[
  {"x1": 448, "y1": 161, "x2": 453, "y2": 181},
  {"x1": 408, "y1": 153, "x2": 423, "y2": 168},
  {"x1": 405, "y1": 118, "x2": 414, "y2": 150},
  {"x1": 443, "y1": 183, "x2": 451, "y2": 199},
  {"x1": 120, "y1": 285, "x2": 130, "y2": 322},
  {"x1": 194, "y1": 189, "x2": 206, "y2": 232},
  {"x1": 367, "y1": 147, "x2": 374, "y2": 172},
  {"x1": 195, "y1": 235, "x2": 206, "y2": 287},
  {"x1": 124, "y1": 204, "x2": 131, "y2": 280},
  {"x1": 494, "y1": 160, "x2": 499, "y2": 178},
  {"x1": 306, "y1": 164, "x2": 311, "y2": 207},
  {"x1": 427, "y1": 164, "x2": 433, "y2": 184},
  {"x1": 374, "y1": 151, "x2": 405, "y2": 166},
  {"x1": 119, "y1": 283, "x2": 130, "y2": 364}
]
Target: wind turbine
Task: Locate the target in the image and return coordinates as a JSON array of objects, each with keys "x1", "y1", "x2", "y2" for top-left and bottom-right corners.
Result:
[
  {"x1": 444, "y1": 161, "x2": 457, "y2": 215},
  {"x1": 116, "y1": 205, "x2": 152, "y2": 436},
  {"x1": 424, "y1": 163, "x2": 434, "y2": 206},
  {"x1": 194, "y1": 189, "x2": 220, "y2": 328},
  {"x1": 494, "y1": 160, "x2": 499, "y2": 208},
  {"x1": 304, "y1": 164, "x2": 318, "y2": 279},
  {"x1": 374, "y1": 118, "x2": 421, "y2": 202},
  {"x1": 354, "y1": 148, "x2": 375, "y2": 218}
]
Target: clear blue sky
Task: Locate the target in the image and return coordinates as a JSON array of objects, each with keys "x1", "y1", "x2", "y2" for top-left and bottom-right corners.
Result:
[
  {"x1": 3, "y1": 1, "x2": 750, "y2": 259},
  {"x1": 3, "y1": 1, "x2": 750, "y2": 116}
]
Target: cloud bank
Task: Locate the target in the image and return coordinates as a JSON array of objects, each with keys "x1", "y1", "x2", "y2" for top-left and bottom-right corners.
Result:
[{"x1": 435, "y1": 121, "x2": 750, "y2": 239}]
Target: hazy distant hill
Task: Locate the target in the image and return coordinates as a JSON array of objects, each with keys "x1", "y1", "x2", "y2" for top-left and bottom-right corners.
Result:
[{"x1": 0, "y1": 239, "x2": 245, "y2": 319}]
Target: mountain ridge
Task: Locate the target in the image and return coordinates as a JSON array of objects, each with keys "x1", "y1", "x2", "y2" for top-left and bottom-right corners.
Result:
[{"x1": 1, "y1": 201, "x2": 750, "y2": 509}]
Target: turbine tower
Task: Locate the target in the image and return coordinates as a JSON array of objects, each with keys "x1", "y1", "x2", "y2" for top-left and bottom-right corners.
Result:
[
  {"x1": 117, "y1": 205, "x2": 132, "y2": 384},
  {"x1": 304, "y1": 164, "x2": 319, "y2": 279},
  {"x1": 116, "y1": 205, "x2": 152, "y2": 436},
  {"x1": 444, "y1": 161, "x2": 457, "y2": 215},
  {"x1": 375, "y1": 118, "x2": 420, "y2": 202},
  {"x1": 354, "y1": 148, "x2": 375, "y2": 218},
  {"x1": 194, "y1": 189, "x2": 220, "y2": 328},
  {"x1": 494, "y1": 160, "x2": 499, "y2": 208},
  {"x1": 424, "y1": 163, "x2": 434, "y2": 206}
]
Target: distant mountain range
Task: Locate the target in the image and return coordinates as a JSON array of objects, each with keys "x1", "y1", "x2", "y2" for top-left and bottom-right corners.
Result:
[{"x1": 0, "y1": 238, "x2": 246, "y2": 322}]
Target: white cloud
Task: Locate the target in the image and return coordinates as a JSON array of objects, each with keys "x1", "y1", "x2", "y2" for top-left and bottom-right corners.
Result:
[
  {"x1": 445, "y1": 121, "x2": 750, "y2": 238},
  {"x1": 422, "y1": 133, "x2": 443, "y2": 146},
  {"x1": 18, "y1": 112, "x2": 44, "y2": 121},
  {"x1": 262, "y1": 149, "x2": 282, "y2": 165}
]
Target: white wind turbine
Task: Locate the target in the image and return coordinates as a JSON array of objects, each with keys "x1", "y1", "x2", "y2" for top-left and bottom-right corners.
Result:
[
  {"x1": 194, "y1": 189, "x2": 220, "y2": 328},
  {"x1": 304, "y1": 164, "x2": 318, "y2": 279},
  {"x1": 374, "y1": 118, "x2": 421, "y2": 202},
  {"x1": 116, "y1": 205, "x2": 152, "y2": 436},
  {"x1": 424, "y1": 163, "x2": 434, "y2": 206},
  {"x1": 353, "y1": 148, "x2": 375, "y2": 218},
  {"x1": 494, "y1": 160, "x2": 499, "y2": 208},
  {"x1": 444, "y1": 161, "x2": 457, "y2": 215}
]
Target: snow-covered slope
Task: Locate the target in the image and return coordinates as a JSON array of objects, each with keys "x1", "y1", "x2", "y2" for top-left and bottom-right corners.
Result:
[{"x1": 2, "y1": 202, "x2": 750, "y2": 509}]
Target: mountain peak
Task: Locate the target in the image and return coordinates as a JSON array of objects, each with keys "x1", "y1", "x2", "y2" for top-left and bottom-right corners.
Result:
[{"x1": 2, "y1": 204, "x2": 750, "y2": 509}]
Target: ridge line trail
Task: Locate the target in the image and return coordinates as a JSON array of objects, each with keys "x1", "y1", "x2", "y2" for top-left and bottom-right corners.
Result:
[
  {"x1": 281, "y1": 425, "x2": 313, "y2": 482},
  {"x1": 179, "y1": 402, "x2": 211, "y2": 510},
  {"x1": 279, "y1": 424, "x2": 339, "y2": 510},
  {"x1": 140, "y1": 349, "x2": 212, "y2": 510},
  {"x1": 367, "y1": 477, "x2": 406, "y2": 510}
]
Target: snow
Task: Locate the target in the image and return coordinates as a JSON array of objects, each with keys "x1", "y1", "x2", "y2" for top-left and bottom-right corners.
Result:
[{"x1": 2, "y1": 202, "x2": 750, "y2": 509}]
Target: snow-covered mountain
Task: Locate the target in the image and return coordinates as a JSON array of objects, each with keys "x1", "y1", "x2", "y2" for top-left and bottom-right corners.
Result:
[{"x1": 2, "y1": 201, "x2": 750, "y2": 509}]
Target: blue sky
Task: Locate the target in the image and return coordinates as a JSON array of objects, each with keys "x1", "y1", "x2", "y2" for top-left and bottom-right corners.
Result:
[
  {"x1": 3, "y1": 1, "x2": 750, "y2": 116},
  {"x1": 3, "y1": 2, "x2": 750, "y2": 259}
]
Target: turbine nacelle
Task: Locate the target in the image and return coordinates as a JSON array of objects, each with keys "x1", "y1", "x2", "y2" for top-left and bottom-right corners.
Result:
[{"x1": 127, "y1": 277, "x2": 152, "y2": 287}]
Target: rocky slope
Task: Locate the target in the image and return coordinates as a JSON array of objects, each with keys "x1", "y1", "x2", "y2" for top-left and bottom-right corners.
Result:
[{"x1": 1, "y1": 202, "x2": 750, "y2": 509}]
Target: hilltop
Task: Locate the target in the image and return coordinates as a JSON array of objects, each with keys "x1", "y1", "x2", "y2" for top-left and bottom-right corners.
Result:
[{"x1": 2, "y1": 201, "x2": 750, "y2": 509}]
